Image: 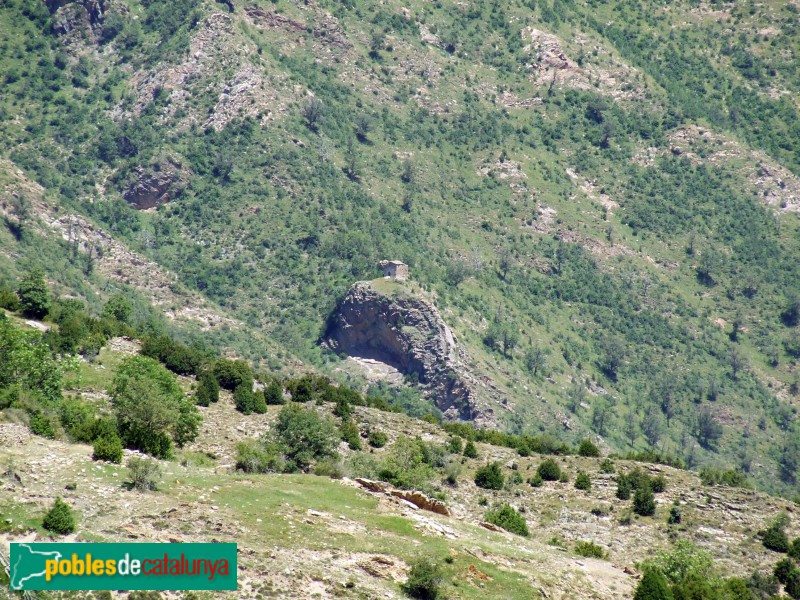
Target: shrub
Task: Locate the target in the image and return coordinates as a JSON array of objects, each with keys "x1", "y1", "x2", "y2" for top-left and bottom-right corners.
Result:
[
  {"x1": 17, "y1": 268, "x2": 50, "y2": 319},
  {"x1": 634, "y1": 569, "x2": 674, "y2": 600},
  {"x1": 127, "y1": 457, "x2": 161, "y2": 492},
  {"x1": 474, "y1": 462, "x2": 504, "y2": 490},
  {"x1": 0, "y1": 286, "x2": 21, "y2": 311},
  {"x1": 29, "y1": 413, "x2": 56, "y2": 439},
  {"x1": 340, "y1": 419, "x2": 362, "y2": 450},
  {"x1": 763, "y1": 524, "x2": 789, "y2": 553},
  {"x1": 92, "y1": 434, "x2": 123, "y2": 463},
  {"x1": 463, "y1": 440, "x2": 478, "y2": 458},
  {"x1": 633, "y1": 484, "x2": 656, "y2": 516},
  {"x1": 314, "y1": 457, "x2": 345, "y2": 479},
  {"x1": 195, "y1": 371, "x2": 219, "y2": 407},
  {"x1": 446, "y1": 436, "x2": 463, "y2": 454},
  {"x1": 235, "y1": 440, "x2": 282, "y2": 473},
  {"x1": 444, "y1": 459, "x2": 461, "y2": 485},
  {"x1": 667, "y1": 502, "x2": 682, "y2": 525},
  {"x1": 212, "y1": 359, "x2": 253, "y2": 391},
  {"x1": 578, "y1": 439, "x2": 601, "y2": 457},
  {"x1": 263, "y1": 380, "x2": 285, "y2": 405},
  {"x1": 599, "y1": 458, "x2": 615, "y2": 474},
  {"x1": 368, "y1": 430, "x2": 388, "y2": 448},
  {"x1": 271, "y1": 404, "x2": 338, "y2": 472},
  {"x1": 575, "y1": 471, "x2": 591, "y2": 491},
  {"x1": 485, "y1": 504, "x2": 529, "y2": 537},
  {"x1": 528, "y1": 474, "x2": 544, "y2": 487},
  {"x1": 402, "y1": 557, "x2": 442, "y2": 600},
  {"x1": 699, "y1": 467, "x2": 749, "y2": 488},
  {"x1": 574, "y1": 541, "x2": 605, "y2": 559},
  {"x1": 651, "y1": 475, "x2": 667, "y2": 493},
  {"x1": 234, "y1": 384, "x2": 266, "y2": 415},
  {"x1": 42, "y1": 497, "x2": 76, "y2": 535},
  {"x1": 333, "y1": 397, "x2": 352, "y2": 420},
  {"x1": 789, "y1": 538, "x2": 800, "y2": 560},
  {"x1": 537, "y1": 458, "x2": 561, "y2": 481},
  {"x1": 774, "y1": 558, "x2": 796, "y2": 585}
]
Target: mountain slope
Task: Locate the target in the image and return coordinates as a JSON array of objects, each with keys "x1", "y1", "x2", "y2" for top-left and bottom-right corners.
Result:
[{"x1": 0, "y1": 0, "x2": 799, "y2": 497}]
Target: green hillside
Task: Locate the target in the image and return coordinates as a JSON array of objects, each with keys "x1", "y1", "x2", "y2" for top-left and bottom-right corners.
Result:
[{"x1": 0, "y1": 0, "x2": 799, "y2": 500}]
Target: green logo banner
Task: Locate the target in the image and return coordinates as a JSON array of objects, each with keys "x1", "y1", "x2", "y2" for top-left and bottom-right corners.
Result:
[{"x1": 9, "y1": 542, "x2": 237, "y2": 591}]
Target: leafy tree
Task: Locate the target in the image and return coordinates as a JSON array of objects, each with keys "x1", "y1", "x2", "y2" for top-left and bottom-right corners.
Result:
[
  {"x1": 598, "y1": 336, "x2": 625, "y2": 381},
  {"x1": 269, "y1": 404, "x2": 338, "y2": 472},
  {"x1": 485, "y1": 504, "x2": 529, "y2": 536},
  {"x1": 101, "y1": 294, "x2": 133, "y2": 324},
  {"x1": 537, "y1": 459, "x2": 562, "y2": 481},
  {"x1": 782, "y1": 295, "x2": 800, "y2": 327},
  {"x1": 694, "y1": 407, "x2": 723, "y2": 450},
  {"x1": 301, "y1": 97, "x2": 325, "y2": 132},
  {"x1": 111, "y1": 356, "x2": 201, "y2": 458},
  {"x1": 212, "y1": 358, "x2": 253, "y2": 391},
  {"x1": 234, "y1": 384, "x2": 266, "y2": 415},
  {"x1": 42, "y1": 497, "x2": 76, "y2": 535},
  {"x1": 380, "y1": 435, "x2": 435, "y2": 490},
  {"x1": 474, "y1": 462, "x2": 504, "y2": 490},
  {"x1": 17, "y1": 268, "x2": 50, "y2": 319}
]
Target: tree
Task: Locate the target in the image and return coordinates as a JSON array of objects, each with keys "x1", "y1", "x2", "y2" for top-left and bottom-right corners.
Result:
[
  {"x1": 578, "y1": 439, "x2": 600, "y2": 457},
  {"x1": 127, "y1": 456, "x2": 162, "y2": 492},
  {"x1": 575, "y1": 471, "x2": 591, "y2": 491},
  {"x1": 301, "y1": 96, "x2": 325, "y2": 131},
  {"x1": 92, "y1": 433, "x2": 123, "y2": 463},
  {"x1": 537, "y1": 458, "x2": 562, "y2": 481},
  {"x1": 102, "y1": 294, "x2": 132, "y2": 324},
  {"x1": 728, "y1": 346, "x2": 748, "y2": 380},
  {"x1": 463, "y1": 440, "x2": 478, "y2": 458},
  {"x1": 782, "y1": 295, "x2": 800, "y2": 327},
  {"x1": 567, "y1": 381, "x2": 587, "y2": 413},
  {"x1": 599, "y1": 336, "x2": 625, "y2": 381},
  {"x1": 269, "y1": 404, "x2": 338, "y2": 472},
  {"x1": 195, "y1": 370, "x2": 219, "y2": 406},
  {"x1": 212, "y1": 358, "x2": 253, "y2": 391},
  {"x1": 525, "y1": 347, "x2": 547, "y2": 376},
  {"x1": 264, "y1": 380, "x2": 285, "y2": 405},
  {"x1": 634, "y1": 570, "x2": 674, "y2": 600},
  {"x1": 17, "y1": 268, "x2": 50, "y2": 319},
  {"x1": 43, "y1": 497, "x2": 76, "y2": 535},
  {"x1": 633, "y1": 484, "x2": 656, "y2": 516},
  {"x1": 474, "y1": 462, "x2": 504, "y2": 490},
  {"x1": 697, "y1": 248, "x2": 720, "y2": 286},
  {"x1": 354, "y1": 113, "x2": 371, "y2": 143},
  {"x1": 111, "y1": 356, "x2": 201, "y2": 458},
  {"x1": 591, "y1": 399, "x2": 609, "y2": 436},
  {"x1": 763, "y1": 513, "x2": 790, "y2": 553},
  {"x1": 694, "y1": 407, "x2": 723, "y2": 450},
  {"x1": 340, "y1": 419, "x2": 361, "y2": 450}
]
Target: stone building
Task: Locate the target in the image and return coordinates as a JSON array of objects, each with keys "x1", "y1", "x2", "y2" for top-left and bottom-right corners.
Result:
[{"x1": 379, "y1": 260, "x2": 409, "y2": 281}]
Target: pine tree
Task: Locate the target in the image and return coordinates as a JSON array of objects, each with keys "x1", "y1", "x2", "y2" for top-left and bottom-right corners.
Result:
[
  {"x1": 195, "y1": 371, "x2": 219, "y2": 406},
  {"x1": 633, "y1": 484, "x2": 656, "y2": 516},
  {"x1": 42, "y1": 497, "x2": 76, "y2": 535},
  {"x1": 463, "y1": 440, "x2": 478, "y2": 459}
]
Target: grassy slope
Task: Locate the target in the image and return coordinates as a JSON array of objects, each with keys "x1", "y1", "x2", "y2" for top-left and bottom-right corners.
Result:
[{"x1": 0, "y1": 0, "x2": 799, "y2": 496}]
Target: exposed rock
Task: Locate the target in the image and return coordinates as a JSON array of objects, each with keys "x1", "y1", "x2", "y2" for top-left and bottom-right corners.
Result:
[
  {"x1": 326, "y1": 280, "x2": 478, "y2": 420},
  {"x1": 389, "y1": 490, "x2": 451, "y2": 516},
  {"x1": 355, "y1": 478, "x2": 389, "y2": 493},
  {"x1": 123, "y1": 158, "x2": 189, "y2": 210},
  {"x1": 47, "y1": 0, "x2": 123, "y2": 41}
]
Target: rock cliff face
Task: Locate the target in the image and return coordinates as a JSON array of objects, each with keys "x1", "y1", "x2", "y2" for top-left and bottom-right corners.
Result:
[
  {"x1": 326, "y1": 281, "x2": 479, "y2": 421},
  {"x1": 123, "y1": 159, "x2": 189, "y2": 210}
]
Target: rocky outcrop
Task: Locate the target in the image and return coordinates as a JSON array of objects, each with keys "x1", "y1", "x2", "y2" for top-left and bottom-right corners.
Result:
[
  {"x1": 326, "y1": 281, "x2": 477, "y2": 420},
  {"x1": 46, "y1": 0, "x2": 119, "y2": 39},
  {"x1": 123, "y1": 159, "x2": 189, "y2": 210},
  {"x1": 355, "y1": 479, "x2": 451, "y2": 517}
]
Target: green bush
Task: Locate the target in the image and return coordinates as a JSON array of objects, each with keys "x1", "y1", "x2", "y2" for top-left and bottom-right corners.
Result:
[
  {"x1": 474, "y1": 462, "x2": 504, "y2": 490},
  {"x1": 195, "y1": 371, "x2": 219, "y2": 406},
  {"x1": 234, "y1": 384, "x2": 267, "y2": 415},
  {"x1": 368, "y1": 430, "x2": 388, "y2": 448},
  {"x1": 575, "y1": 471, "x2": 591, "y2": 491},
  {"x1": 763, "y1": 524, "x2": 789, "y2": 553},
  {"x1": 446, "y1": 436, "x2": 463, "y2": 454},
  {"x1": 92, "y1": 434, "x2": 123, "y2": 463},
  {"x1": 17, "y1": 268, "x2": 50, "y2": 319},
  {"x1": 127, "y1": 457, "x2": 162, "y2": 492},
  {"x1": 667, "y1": 502, "x2": 681, "y2": 525},
  {"x1": 789, "y1": 537, "x2": 800, "y2": 560},
  {"x1": 0, "y1": 286, "x2": 21, "y2": 311},
  {"x1": 578, "y1": 439, "x2": 601, "y2": 457},
  {"x1": 463, "y1": 440, "x2": 478, "y2": 458},
  {"x1": 528, "y1": 473, "x2": 544, "y2": 487},
  {"x1": 271, "y1": 404, "x2": 339, "y2": 472},
  {"x1": 42, "y1": 497, "x2": 76, "y2": 535},
  {"x1": 537, "y1": 458, "x2": 562, "y2": 481},
  {"x1": 340, "y1": 419, "x2": 362, "y2": 450},
  {"x1": 29, "y1": 413, "x2": 56, "y2": 439},
  {"x1": 212, "y1": 358, "x2": 254, "y2": 391},
  {"x1": 485, "y1": 503, "x2": 529, "y2": 537},
  {"x1": 774, "y1": 558, "x2": 796, "y2": 585},
  {"x1": 402, "y1": 557, "x2": 443, "y2": 600},
  {"x1": 634, "y1": 569, "x2": 674, "y2": 600},
  {"x1": 633, "y1": 484, "x2": 656, "y2": 516},
  {"x1": 263, "y1": 380, "x2": 285, "y2": 405},
  {"x1": 574, "y1": 540, "x2": 605, "y2": 559},
  {"x1": 599, "y1": 458, "x2": 615, "y2": 474},
  {"x1": 650, "y1": 475, "x2": 667, "y2": 493},
  {"x1": 235, "y1": 439, "x2": 282, "y2": 473}
]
